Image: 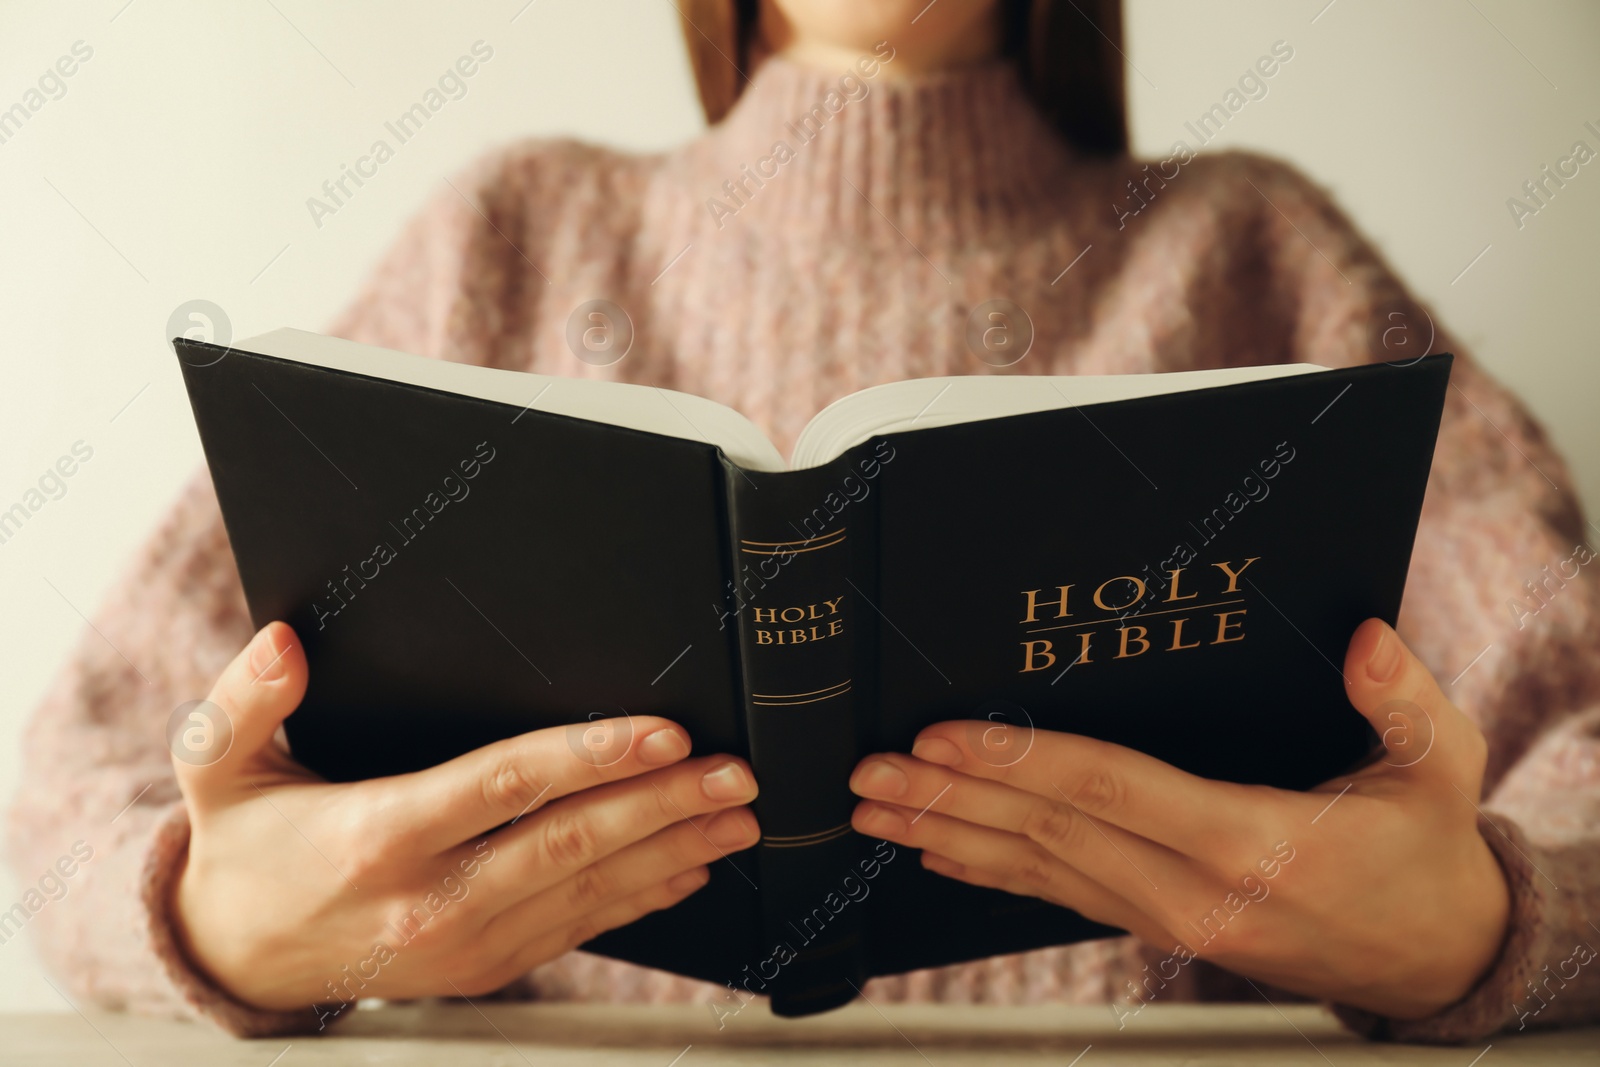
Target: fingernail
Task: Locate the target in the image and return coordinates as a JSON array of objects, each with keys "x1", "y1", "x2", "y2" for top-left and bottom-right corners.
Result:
[
  {"x1": 667, "y1": 867, "x2": 710, "y2": 894},
  {"x1": 1368, "y1": 623, "x2": 1402, "y2": 683},
  {"x1": 851, "y1": 759, "x2": 908, "y2": 799},
  {"x1": 638, "y1": 728, "x2": 689, "y2": 766},
  {"x1": 701, "y1": 762, "x2": 755, "y2": 802},
  {"x1": 249, "y1": 625, "x2": 288, "y2": 682},
  {"x1": 912, "y1": 737, "x2": 962, "y2": 767},
  {"x1": 705, "y1": 808, "x2": 759, "y2": 848},
  {"x1": 856, "y1": 803, "x2": 908, "y2": 837}
]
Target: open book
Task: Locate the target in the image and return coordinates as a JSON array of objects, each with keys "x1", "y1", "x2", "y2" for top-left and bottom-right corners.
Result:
[{"x1": 174, "y1": 329, "x2": 1452, "y2": 1017}]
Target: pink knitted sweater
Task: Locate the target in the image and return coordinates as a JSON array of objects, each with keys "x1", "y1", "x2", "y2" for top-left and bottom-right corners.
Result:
[{"x1": 9, "y1": 55, "x2": 1599, "y2": 1043}]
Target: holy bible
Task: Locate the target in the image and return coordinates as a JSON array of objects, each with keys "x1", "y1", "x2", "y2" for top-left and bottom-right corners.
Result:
[{"x1": 173, "y1": 329, "x2": 1451, "y2": 1018}]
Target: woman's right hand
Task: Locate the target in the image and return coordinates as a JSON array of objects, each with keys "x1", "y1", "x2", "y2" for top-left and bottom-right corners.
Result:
[{"x1": 171, "y1": 622, "x2": 760, "y2": 1014}]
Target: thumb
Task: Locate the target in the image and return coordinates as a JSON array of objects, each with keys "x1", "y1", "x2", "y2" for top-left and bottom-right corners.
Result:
[
  {"x1": 1342, "y1": 618, "x2": 1487, "y2": 787},
  {"x1": 171, "y1": 622, "x2": 308, "y2": 800}
]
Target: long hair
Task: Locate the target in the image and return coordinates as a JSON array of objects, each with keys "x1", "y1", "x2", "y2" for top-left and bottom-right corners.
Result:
[{"x1": 675, "y1": 0, "x2": 1128, "y2": 157}]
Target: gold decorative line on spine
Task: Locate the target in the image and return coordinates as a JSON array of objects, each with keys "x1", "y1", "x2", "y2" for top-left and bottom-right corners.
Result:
[
  {"x1": 739, "y1": 528, "x2": 846, "y2": 545},
  {"x1": 763, "y1": 822, "x2": 851, "y2": 842},
  {"x1": 761, "y1": 825, "x2": 851, "y2": 844},
  {"x1": 752, "y1": 687, "x2": 852, "y2": 706},
  {"x1": 762, "y1": 823, "x2": 853, "y2": 847},
  {"x1": 739, "y1": 534, "x2": 846, "y2": 556},
  {"x1": 750, "y1": 680, "x2": 851, "y2": 700}
]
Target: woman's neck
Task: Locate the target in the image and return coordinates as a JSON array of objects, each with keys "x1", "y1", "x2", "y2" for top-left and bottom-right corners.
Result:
[{"x1": 752, "y1": 0, "x2": 1005, "y2": 80}]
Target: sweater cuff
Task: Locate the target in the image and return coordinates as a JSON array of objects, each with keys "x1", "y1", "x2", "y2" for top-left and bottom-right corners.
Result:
[
  {"x1": 140, "y1": 803, "x2": 342, "y2": 1037},
  {"x1": 1331, "y1": 811, "x2": 1548, "y2": 1043}
]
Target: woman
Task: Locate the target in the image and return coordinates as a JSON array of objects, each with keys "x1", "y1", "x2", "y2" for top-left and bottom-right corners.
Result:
[{"x1": 9, "y1": 0, "x2": 1597, "y2": 1043}]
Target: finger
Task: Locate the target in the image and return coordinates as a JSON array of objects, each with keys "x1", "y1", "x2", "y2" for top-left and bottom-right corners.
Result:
[
  {"x1": 459, "y1": 756, "x2": 758, "y2": 902},
  {"x1": 180, "y1": 622, "x2": 308, "y2": 799},
  {"x1": 387, "y1": 714, "x2": 704, "y2": 853},
  {"x1": 849, "y1": 763, "x2": 1186, "y2": 909},
  {"x1": 483, "y1": 807, "x2": 758, "y2": 944},
  {"x1": 1342, "y1": 618, "x2": 1486, "y2": 784},
  {"x1": 852, "y1": 800, "x2": 1157, "y2": 939},
  {"x1": 463, "y1": 865, "x2": 716, "y2": 995},
  {"x1": 883, "y1": 722, "x2": 1265, "y2": 858}
]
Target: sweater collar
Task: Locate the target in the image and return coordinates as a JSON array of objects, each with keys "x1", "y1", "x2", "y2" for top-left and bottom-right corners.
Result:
[{"x1": 678, "y1": 52, "x2": 1080, "y2": 246}]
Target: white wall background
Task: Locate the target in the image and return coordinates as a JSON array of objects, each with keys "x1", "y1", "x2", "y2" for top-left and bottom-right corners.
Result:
[{"x1": 0, "y1": 0, "x2": 1594, "y2": 1011}]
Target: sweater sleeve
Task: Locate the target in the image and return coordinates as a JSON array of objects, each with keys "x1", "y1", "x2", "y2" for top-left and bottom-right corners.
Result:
[
  {"x1": 1232, "y1": 152, "x2": 1600, "y2": 1042},
  {"x1": 3, "y1": 158, "x2": 524, "y2": 1037}
]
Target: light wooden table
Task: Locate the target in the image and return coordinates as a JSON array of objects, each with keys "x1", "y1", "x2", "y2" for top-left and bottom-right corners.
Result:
[{"x1": 6, "y1": 1003, "x2": 1596, "y2": 1065}]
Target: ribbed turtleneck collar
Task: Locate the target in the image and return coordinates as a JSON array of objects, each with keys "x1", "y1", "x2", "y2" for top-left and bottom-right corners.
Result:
[{"x1": 674, "y1": 52, "x2": 1080, "y2": 247}]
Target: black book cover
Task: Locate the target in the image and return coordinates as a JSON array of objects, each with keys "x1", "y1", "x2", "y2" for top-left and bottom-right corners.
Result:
[{"x1": 174, "y1": 336, "x2": 1451, "y2": 1016}]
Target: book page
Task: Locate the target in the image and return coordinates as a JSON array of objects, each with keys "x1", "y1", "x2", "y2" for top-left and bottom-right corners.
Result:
[
  {"x1": 235, "y1": 330, "x2": 1327, "y2": 474},
  {"x1": 235, "y1": 329, "x2": 789, "y2": 471},
  {"x1": 790, "y1": 363, "x2": 1330, "y2": 470}
]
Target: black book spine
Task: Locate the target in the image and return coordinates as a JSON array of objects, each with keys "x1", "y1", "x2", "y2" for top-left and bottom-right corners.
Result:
[{"x1": 721, "y1": 455, "x2": 871, "y2": 1016}]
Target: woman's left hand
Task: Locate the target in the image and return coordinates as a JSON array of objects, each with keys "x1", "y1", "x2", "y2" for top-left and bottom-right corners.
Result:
[{"x1": 848, "y1": 617, "x2": 1512, "y2": 1019}]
